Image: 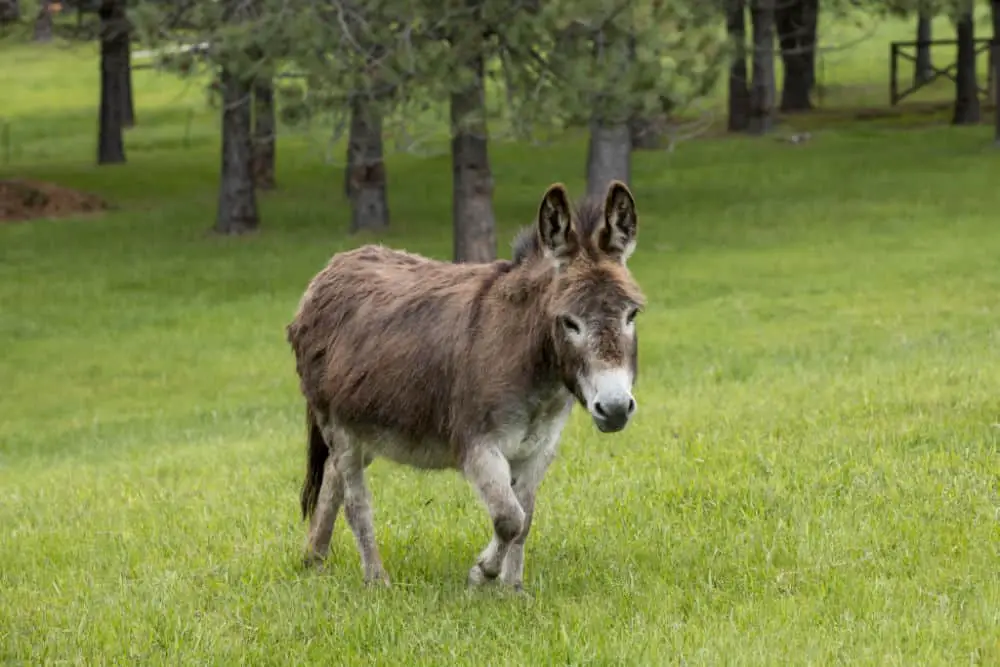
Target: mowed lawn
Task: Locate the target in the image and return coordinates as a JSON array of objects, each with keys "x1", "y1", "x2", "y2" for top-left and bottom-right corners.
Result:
[{"x1": 2, "y1": 24, "x2": 1000, "y2": 666}]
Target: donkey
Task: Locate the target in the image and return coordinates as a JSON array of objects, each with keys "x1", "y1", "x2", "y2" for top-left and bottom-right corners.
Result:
[{"x1": 286, "y1": 180, "x2": 646, "y2": 590}]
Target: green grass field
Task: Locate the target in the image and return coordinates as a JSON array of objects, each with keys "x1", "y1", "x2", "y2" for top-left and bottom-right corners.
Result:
[{"x1": 2, "y1": 11, "x2": 1000, "y2": 665}]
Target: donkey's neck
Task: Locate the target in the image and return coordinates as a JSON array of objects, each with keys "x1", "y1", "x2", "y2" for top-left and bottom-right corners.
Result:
[{"x1": 485, "y1": 259, "x2": 562, "y2": 381}]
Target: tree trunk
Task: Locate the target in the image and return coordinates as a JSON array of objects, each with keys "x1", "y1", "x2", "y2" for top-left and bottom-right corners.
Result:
[
  {"x1": 346, "y1": 94, "x2": 389, "y2": 233},
  {"x1": 586, "y1": 28, "x2": 632, "y2": 195},
  {"x1": 0, "y1": 0, "x2": 19, "y2": 24},
  {"x1": 992, "y1": 0, "x2": 1000, "y2": 144},
  {"x1": 215, "y1": 67, "x2": 258, "y2": 235},
  {"x1": 803, "y1": 0, "x2": 817, "y2": 92},
  {"x1": 122, "y1": 37, "x2": 135, "y2": 128},
  {"x1": 952, "y1": 8, "x2": 980, "y2": 125},
  {"x1": 34, "y1": 0, "x2": 52, "y2": 42},
  {"x1": 777, "y1": 0, "x2": 816, "y2": 112},
  {"x1": 97, "y1": 0, "x2": 127, "y2": 165},
  {"x1": 727, "y1": 0, "x2": 751, "y2": 131},
  {"x1": 915, "y1": 10, "x2": 933, "y2": 85},
  {"x1": 749, "y1": 0, "x2": 776, "y2": 134},
  {"x1": 586, "y1": 123, "x2": 631, "y2": 197},
  {"x1": 252, "y1": 77, "x2": 276, "y2": 190},
  {"x1": 450, "y1": 53, "x2": 496, "y2": 263}
]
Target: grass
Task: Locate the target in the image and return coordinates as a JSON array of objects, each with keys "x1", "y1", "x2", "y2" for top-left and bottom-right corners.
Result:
[{"x1": 2, "y1": 12, "x2": 1000, "y2": 666}]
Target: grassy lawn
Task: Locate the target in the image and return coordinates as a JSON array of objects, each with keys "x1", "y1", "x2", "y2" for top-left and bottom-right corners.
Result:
[{"x1": 2, "y1": 12, "x2": 1000, "y2": 665}]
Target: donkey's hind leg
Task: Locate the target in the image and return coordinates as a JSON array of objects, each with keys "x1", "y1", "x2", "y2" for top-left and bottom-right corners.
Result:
[
  {"x1": 340, "y1": 436, "x2": 390, "y2": 587},
  {"x1": 304, "y1": 453, "x2": 344, "y2": 566}
]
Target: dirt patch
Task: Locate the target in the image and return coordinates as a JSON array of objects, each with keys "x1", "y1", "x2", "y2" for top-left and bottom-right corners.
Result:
[{"x1": 0, "y1": 179, "x2": 109, "y2": 223}]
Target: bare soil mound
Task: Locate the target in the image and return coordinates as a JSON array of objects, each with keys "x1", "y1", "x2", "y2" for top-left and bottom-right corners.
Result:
[{"x1": 0, "y1": 179, "x2": 109, "y2": 223}]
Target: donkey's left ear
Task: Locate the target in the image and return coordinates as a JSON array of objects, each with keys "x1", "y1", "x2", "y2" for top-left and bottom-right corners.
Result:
[{"x1": 596, "y1": 180, "x2": 638, "y2": 263}]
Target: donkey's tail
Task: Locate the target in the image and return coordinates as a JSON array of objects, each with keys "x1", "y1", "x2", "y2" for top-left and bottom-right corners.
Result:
[{"x1": 300, "y1": 407, "x2": 328, "y2": 521}]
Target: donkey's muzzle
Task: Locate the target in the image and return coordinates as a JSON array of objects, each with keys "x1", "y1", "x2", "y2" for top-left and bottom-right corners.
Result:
[{"x1": 592, "y1": 396, "x2": 636, "y2": 433}]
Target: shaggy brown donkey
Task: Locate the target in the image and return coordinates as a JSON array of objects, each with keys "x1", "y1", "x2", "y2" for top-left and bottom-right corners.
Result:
[{"x1": 287, "y1": 180, "x2": 645, "y2": 589}]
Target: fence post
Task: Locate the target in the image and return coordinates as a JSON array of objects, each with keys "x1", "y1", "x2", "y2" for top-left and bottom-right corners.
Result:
[{"x1": 889, "y1": 43, "x2": 898, "y2": 106}]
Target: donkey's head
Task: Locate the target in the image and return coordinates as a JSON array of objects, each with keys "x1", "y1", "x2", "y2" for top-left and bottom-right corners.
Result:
[{"x1": 532, "y1": 180, "x2": 646, "y2": 433}]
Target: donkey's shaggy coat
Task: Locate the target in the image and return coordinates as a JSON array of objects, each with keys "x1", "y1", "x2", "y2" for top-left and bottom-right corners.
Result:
[{"x1": 287, "y1": 181, "x2": 645, "y2": 589}]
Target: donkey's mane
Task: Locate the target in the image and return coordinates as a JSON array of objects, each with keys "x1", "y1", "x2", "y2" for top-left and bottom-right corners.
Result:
[{"x1": 510, "y1": 195, "x2": 607, "y2": 266}]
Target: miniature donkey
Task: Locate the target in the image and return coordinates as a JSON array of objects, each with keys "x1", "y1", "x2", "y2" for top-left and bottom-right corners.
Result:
[{"x1": 286, "y1": 180, "x2": 646, "y2": 590}]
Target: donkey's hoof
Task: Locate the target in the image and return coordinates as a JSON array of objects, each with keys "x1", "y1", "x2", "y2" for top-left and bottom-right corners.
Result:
[
  {"x1": 364, "y1": 570, "x2": 391, "y2": 588},
  {"x1": 508, "y1": 583, "x2": 532, "y2": 597},
  {"x1": 302, "y1": 552, "x2": 326, "y2": 569},
  {"x1": 467, "y1": 563, "x2": 499, "y2": 587}
]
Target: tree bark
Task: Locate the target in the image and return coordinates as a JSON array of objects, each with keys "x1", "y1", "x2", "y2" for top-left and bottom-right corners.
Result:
[
  {"x1": 952, "y1": 7, "x2": 980, "y2": 125},
  {"x1": 586, "y1": 123, "x2": 631, "y2": 197},
  {"x1": 749, "y1": 0, "x2": 776, "y2": 134},
  {"x1": 803, "y1": 0, "x2": 817, "y2": 92},
  {"x1": 346, "y1": 94, "x2": 389, "y2": 233},
  {"x1": 122, "y1": 36, "x2": 135, "y2": 128},
  {"x1": 450, "y1": 53, "x2": 496, "y2": 263},
  {"x1": 777, "y1": 0, "x2": 817, "y2": 112},
  {"x1": 34, "y1": 0, "x2": 52, "y2": 42},
  {"x1": 914, "y1": 10, "x2": 933, "y2": 85},
  {"x1": 252, "y1": 77, "x2": 276, "y2": 190},
  {"x1": 97, "y1": 0, "x2": 127, "y2": 165},
  {"x1": 727, "y1": 0, "x2": 751, "y2": 131},
  {"x1": 992, "y1": 0, "x2": 1000, "y2": 144},
  {"x1": 215, "y1": 67, "x2": 258, "y2": 235}
]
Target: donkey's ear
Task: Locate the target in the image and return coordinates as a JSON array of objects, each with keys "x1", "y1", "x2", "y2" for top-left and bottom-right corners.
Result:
[
  {"x1": 596, "y1": 180, "x2": 638, "y2": 263},
  {"x1": 536, "y1": 182, "x2": 577, "y2": 263}
]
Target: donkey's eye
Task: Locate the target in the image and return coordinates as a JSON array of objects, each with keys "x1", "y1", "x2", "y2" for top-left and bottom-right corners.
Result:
[
  {"x1": 626, "y1": 308, "x2": 639, "y2": 325},
  {"x1": 559, "y1": 315, "x2": 583, "y2": 336}
]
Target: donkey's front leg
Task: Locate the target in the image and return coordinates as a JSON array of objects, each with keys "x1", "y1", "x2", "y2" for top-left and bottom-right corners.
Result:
[
  {"x1": 499, "y1": 446, "x2": 556, "y2": 590},
  {"x1": 463, "y1": 445, "x2": 525, "y2": 586},
  {"x1": 341, "y1": 445, "x2": 390, "y2": 587}
]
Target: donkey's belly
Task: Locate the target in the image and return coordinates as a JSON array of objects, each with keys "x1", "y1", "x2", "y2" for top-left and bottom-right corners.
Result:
[{"x1": 362, "y1": 428, "x2": 458, "y2": 470}]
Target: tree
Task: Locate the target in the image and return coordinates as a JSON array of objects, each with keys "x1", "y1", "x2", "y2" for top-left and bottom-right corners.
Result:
[
  {"x1": 346, "y1": 93, "x2": 390, "y2": 233},
  {"x1": 516, "y1": 1, "x2": 724, "y2": 193},
  {"x1": 133, "y1": 0, "x2": 280, "y2": 233},
  {"x1": 951, "y1": 0, "x2": 979, "y2": 125},
  {"x1": 749, "y1": 0, "x2": 776, "y2": 133},
  {"x1": 450, "y1": 44, "x2": 496, "y2": 262},
  {"x1": 726, "y1": 0, "x2": 751, "y2": 131},
  {"x1": 266, "y1": 0, "x2": 403, "y2": 235},
  {"x1": 776, "y1": 0, "x2": 817, "y2": 112},
  {"x1": 97, "y1": 0, "x2": 128, "y2": 164},
  {"x1": 216, "y1": 65, "x2": 259, "y2": 234},
  {"x1": 342, "y1": 37, "x2": 393, "y2": 233},
  {"x1": 584, "y1": 28, "x2": 633, "y2": 197},
  {"x1": 35, "y1": 0, "x2": 53, "y2": 42}
]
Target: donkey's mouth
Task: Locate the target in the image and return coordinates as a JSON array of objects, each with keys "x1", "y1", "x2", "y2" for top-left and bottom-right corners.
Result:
[{"x1": 593, "y1": 416, "x2": 628, "y2": 434}]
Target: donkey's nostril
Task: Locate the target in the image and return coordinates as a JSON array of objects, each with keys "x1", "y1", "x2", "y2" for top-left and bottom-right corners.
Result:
[
  {"x1": 627, "y1": 398, "x2": 636, "y2": 416},
  {"x1": 593, "y1": 401, "x2": 608, "y2": 419}
]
